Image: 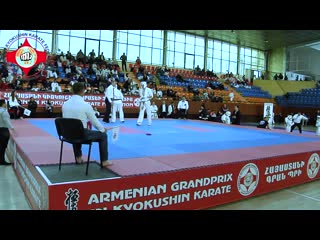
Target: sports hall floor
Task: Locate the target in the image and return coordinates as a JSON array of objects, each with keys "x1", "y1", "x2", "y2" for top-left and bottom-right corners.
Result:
[{"x1": 1, "y1": 119, "x2": 320, "y2": 210}]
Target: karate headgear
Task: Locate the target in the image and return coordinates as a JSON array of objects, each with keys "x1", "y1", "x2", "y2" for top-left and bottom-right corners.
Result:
[
  {"x1": 225, "y1": 111, "x2": 231, "y2": 117},
  {"x1": 288, "y1": 115, "x2": 292, "y2": 120}
]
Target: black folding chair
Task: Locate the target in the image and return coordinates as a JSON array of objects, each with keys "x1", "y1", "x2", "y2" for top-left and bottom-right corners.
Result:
[{"x1": 54, "y1": 117, "x2": 94, "y2": 175}]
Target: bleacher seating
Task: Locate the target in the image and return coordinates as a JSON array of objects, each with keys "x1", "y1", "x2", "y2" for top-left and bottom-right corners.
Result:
[
  {"x1": 276, "y1": 87, "x2": 320, "y2": 107},
  {"x1": 235, "y1": 86, "x2": 272, "y2": 99}
]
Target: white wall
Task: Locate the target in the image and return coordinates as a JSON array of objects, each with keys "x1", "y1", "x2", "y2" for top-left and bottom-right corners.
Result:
[{"x1": 287, "y1": 46, "x2": 320, "y2": 80}]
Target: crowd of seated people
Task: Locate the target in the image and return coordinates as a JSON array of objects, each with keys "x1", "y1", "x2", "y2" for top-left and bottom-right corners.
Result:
[
  {"x1": 223, "y1": 72, "x2": 251, "y2": 89},
  {"x1": 0, "y1": 48, "x2": 236, "y2": 110},
  {"x1": 193, "y1": 65, "x2": 218, "y2": 79}
]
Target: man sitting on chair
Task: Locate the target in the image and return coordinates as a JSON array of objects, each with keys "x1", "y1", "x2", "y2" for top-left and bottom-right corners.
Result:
[{"x1": 62, "y1": 82, "x2": 113, "y2": 168}]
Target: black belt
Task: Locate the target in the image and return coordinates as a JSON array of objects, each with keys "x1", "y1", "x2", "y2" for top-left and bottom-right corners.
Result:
[{"x1": 111, "y1": 99, "x2": 122, "y2": 101}]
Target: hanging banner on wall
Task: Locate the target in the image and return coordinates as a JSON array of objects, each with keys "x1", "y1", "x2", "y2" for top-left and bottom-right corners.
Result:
[{"x1": 263, "y1": 102, "x2": 274, "y2": 126}]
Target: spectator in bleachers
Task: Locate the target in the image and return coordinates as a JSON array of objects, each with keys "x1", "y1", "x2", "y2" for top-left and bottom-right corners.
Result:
[
  {"x1": 176, "y1": 73, "x2": 185, "y2": 82},
  {"x1": 92, "y1": 62, "x2": 98, "y2": 73},
  {"x1": 194, "y1": 65, "x2": 201, "y2": 75},
  {"x1": 88, "y1": 49, "x2": 96, "y2": 64},
  {"x1": 130, "y1": 80, "x2": 139, "y2": 95},
  {"x1": 229, "y1": 90, "x2": 234, "y2": 101},
  {"x1": 0, "y1": 64, "x2": 8, "y2": 79},
  {"x1": 187, "y1": 83, "x2": 193, "y2": 93},
  {"x1": 51, "y1": 79, "x2": 61, "y2": 92},
  {"x1": 106, "y1": 58, "x2": 112, "y2": 68},
  {"x1": 156, "y1": 89, "x2": 163, "y2": 99},
  {"x1": 75, "y1": 65, "x2": 82, "y2": 77},
  {"x1": 142, "y1": 72, "x2": 150, "y2": 82},
  {"x1": 98, "y1": 82, "x2": 105, "y2": 94},
  {"x1": 56, "y1": 59, "x2": 63, "y2": 68},
  {"x1": 15, "y1": 66, "x2": 22, "y2": 78},
  {"x1": 0, "y1": 49, "x2": 6, "y2": 62},
  {"x1": 135, "y1": 56, "x2": 141, "y2": 66},
  {"x1": 46, "y1": 67, "x2": 58, "y2": 79},
  {"x1": 65, "y1": 65, "x2": 72, "y2": 78},
  {"x1": 59, "y1": 52, "x2": 67, "y2": 63},
  {"x1": 97, "y1": 52, "x2": 105, "y2": 64},
  {"x1": 66, "y1": 51, "x2": 74, "y2": 62},
  {"x1": 111, "y1": 68, "x2": 118, "y2": 79},
  {"x1": 86, "y1": 64, "x2": 95, "y2": 76},
  {"x1": 201, "y1": 90, "x2": 209, "y2": 100},
  {"x1": 122, "y1": 77, "x2": 131, "y2": 94},
  {"x1": 100, "y1": 66, "x2": 108, "y2": 80},
  {"x1": 76, "y1": 49, "x2": 86, "y2": 64},
  {"x1": 120, "y1": 53, "x2": 127, "y2": 72},
  {"x1": 0, "y1": 78, "x2": 7, "y2": 91}
]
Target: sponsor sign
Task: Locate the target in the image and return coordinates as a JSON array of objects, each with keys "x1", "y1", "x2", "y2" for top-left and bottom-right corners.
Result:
[
  {"x1": 48, "y1": 151, "x2": 320, "y2": 210},
  {"x1": 0, "y1": 90, "x2": 140, "y2": 109}
]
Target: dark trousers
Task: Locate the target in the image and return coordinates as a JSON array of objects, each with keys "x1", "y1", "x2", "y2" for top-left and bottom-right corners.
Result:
[
  {"x1": 122, "y1": 62, "x2": 127, "y2": 72},
  {"x1": 103, "y1": 98, "x2": 111, "y2": 122},
  {"x1": 291, "y1": 122, "x2": 302, "y2": 133},
  {"x1": 0, "y1": 128, "x2": 10, "y2": 163},
  {"x1": 178, "y1": 109, "x2": 187, "y2": 119},
  {"x1": 72, "y1": 129, "x2": 108, "y2": 163},
  {"x1": 10, "y1": 106, "x2": 24, "y2": 119},
  {"x1": 159, "y1": 112, "x2": 167, "y2": 118}
]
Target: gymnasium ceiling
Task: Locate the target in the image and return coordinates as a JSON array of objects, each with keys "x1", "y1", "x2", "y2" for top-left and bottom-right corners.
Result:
[{"x1": 179, "y1": 30, "x2": 320, "y2": 51}]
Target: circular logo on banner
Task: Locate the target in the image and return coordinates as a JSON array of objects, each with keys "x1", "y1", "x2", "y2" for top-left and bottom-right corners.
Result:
[
  {"x1": 307, "y1": 153, "x2": 320, "y2": 179},
  {"x1": 133, "y1": 98, "x2": 140, "y2": 107},
  {"x1": 15, "y1": 46, "x2": 37, "y2": 69},
  {"x1": 237, "y1": 163, "x2": 259, "y2": 196}
]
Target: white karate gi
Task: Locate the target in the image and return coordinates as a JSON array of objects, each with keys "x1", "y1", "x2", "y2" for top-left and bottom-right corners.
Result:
[{"x1": 137, "y1": 82, "x2": 154, "y2": 126}]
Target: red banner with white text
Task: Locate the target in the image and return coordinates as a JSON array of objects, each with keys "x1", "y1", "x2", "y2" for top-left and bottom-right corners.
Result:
[{"x1": 48, "y1": 151, "x2": 320, "y2": 210}]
